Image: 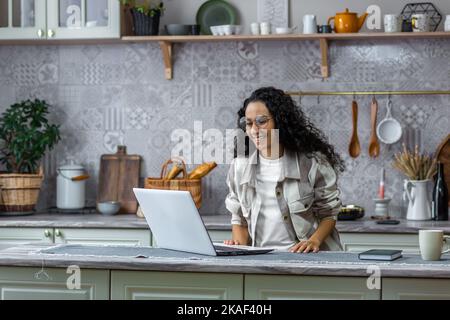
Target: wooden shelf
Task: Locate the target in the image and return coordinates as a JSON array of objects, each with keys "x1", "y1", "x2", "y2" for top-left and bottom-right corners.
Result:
[
  {"x1": 2, "y1": 32, "x2": 449, "y2": 80},
  {"x1": 122, "y1": 32, "x2": 450, "y2": 80},
  {"x1": 121, "y1": 32, "x2": 450, "y2": 42}
]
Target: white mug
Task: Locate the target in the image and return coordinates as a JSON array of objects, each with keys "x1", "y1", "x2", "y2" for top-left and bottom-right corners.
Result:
[
  {"x1": 250, "y1": 22, "x2": 260, "y2": 35},
  {"x1": 303, "y1": 14, "x2": 317, "y2": 34},
  {"x1": 384, "y1": 14, "x2": 401, "y2": 33},
  {"x1": 445, "y1": 15, "x2": 450, "y2": 32},
  {"x1": 411, "y1": 13, "x2": 430, "y2": 32},
  {"x1": 419, "y1": 230, "x2": 450, "y2": 261},
  {"x1": 260, "y1": 22, "x2": 271, "y2": 35}
]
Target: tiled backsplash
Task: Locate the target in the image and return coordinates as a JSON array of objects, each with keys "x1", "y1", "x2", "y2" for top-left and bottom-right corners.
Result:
[{"x1": 0, "y1": 39, "x2": 449, "y2": 217}]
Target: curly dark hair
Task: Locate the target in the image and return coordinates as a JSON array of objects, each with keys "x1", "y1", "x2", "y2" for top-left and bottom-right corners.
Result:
[{"x1": 236, "y1": 87, "x2": 345, "y2": 173}]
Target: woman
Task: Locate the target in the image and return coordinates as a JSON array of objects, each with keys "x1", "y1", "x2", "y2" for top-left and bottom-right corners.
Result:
[{"x1": 224, "y1": 87, "x2": 345, "y2": 253}]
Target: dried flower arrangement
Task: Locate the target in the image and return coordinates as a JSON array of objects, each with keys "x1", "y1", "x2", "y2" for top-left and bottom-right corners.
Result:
[{"x1": 392, "y1": 144, "x2": 437, "y2": 181}]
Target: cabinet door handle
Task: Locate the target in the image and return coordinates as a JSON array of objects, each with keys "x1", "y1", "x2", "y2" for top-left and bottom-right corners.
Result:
[
  {"x1": 48, "y1": 29, "x2": 55, "y2": 38},
  {"x1": 44, "y1": 229, "x2": 52, "y2": 238},
  {"x1": 37, "y1": 29, "x2": 45, "y2": 38},
  {"x1": 55, "y1": 229, "x2": 62, "y2": 237}
]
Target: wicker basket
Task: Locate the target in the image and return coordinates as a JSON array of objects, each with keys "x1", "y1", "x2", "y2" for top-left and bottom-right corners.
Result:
[
  {"x1": 0, "y1": 167, "x2": 44, "y2": 212},
  {"x1": 144, "y1": 158, "x2": 202, "y2": 208}
]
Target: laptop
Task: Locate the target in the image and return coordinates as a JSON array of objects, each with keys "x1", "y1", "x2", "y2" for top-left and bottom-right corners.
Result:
[{"x1": 133, "y1": 188, "x2": 273, "y2": 256}]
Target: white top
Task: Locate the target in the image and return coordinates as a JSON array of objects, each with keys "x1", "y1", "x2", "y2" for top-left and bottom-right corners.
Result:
[{"x1": 254, "y1": 155, "x2": 297, "y2": 251}]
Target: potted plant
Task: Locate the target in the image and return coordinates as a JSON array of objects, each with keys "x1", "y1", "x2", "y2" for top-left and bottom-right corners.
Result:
[
  {"x1": 0, "y1": 99, "x2": 61, "y2": 214},
  {"x1": 120, "y1": 0, "x2": 165, "y2": 36}
]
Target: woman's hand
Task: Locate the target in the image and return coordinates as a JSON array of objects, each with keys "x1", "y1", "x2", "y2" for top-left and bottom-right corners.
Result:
[
  {"x1": 289, "y1": 238, "x2": 321, "y2": 253},
  {"x1": 223, "y1": 239, "x2": 241, "y2": 245}
]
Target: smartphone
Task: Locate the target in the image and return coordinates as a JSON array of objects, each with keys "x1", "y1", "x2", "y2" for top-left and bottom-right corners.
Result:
[{"x1": 376, "y1": 220, "x2": 400, "y2": 225}]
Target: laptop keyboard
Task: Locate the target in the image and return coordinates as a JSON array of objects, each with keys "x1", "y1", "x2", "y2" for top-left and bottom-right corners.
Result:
[{"x1": 214, "y1": 245, "x2": 248, "y2": 252}]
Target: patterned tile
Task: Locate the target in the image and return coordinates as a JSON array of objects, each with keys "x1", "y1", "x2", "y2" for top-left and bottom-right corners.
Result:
[{"x1": 1, "y1": 39, "x2": 449, "y2": 213}]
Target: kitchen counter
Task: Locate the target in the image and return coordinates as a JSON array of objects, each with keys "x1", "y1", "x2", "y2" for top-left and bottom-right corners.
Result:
[
  {"x1": 0, "y1": 243, "x2": 449, "y2": 279},
  {"x1": 1, "y1": 212, "x2": 450, "y2": 234}
]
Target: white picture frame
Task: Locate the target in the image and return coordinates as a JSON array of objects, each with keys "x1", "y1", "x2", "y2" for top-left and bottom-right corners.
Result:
[{"x1": 257, "y1": 0, "x2": 289, "y2": 28}]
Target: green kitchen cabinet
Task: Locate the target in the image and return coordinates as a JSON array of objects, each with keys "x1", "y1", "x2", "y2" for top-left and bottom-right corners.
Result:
[
  {"x1": 382, "y1": 278, "x2": 450, "y2": 300},
  {"x1": 0, "y1": 266, "x2": 109, "y2": 300},
  {"x1": 0, "y1": 227, "x2": 151, "y2": 247},
  {"x1": 244, "y1": 275, "x2": 381, "y2": 300},
  {"x1": 339, "y1": 233, "x2": 420, "y2": 254},
  {"x1": 0, "y1": 227, "x2": 54, "y2": 245},
  {"x1": 53, "y1": 228, "x2": 152, "y2": 246},
  {"x1": 111, "y1": 271, "x2": 244, "y2": 300},
  {"x1": 0, "y1": 0, "x2": 120, "y2": 40}
]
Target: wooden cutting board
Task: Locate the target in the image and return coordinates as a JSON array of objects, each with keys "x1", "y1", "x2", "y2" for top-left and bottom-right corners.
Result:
[
  {"x1": 97, "y1": 146, "x2": 141, "y2": 214},
  {"x1": 435, "y1": 134, "x2": 450, "y2": 206}
]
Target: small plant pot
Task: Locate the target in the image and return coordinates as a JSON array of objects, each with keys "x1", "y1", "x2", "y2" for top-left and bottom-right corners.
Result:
[{"x1": 130, "y1": 8, "x2": 160, "y2": 36}]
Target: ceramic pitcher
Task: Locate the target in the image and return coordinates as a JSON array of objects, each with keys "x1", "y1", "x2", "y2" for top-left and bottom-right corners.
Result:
[{"x1": 404, "y1": 180, "x2": 432, "y2": 220}]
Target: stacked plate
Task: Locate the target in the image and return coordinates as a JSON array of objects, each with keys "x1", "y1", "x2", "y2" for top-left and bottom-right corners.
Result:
[{"x1": 196, "y1": 0, "x2": 238, "y2": 35}]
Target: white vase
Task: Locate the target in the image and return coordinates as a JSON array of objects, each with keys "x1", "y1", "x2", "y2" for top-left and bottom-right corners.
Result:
[{"x1": 404, "y1": 180, "x2": 432, "y2": 220}]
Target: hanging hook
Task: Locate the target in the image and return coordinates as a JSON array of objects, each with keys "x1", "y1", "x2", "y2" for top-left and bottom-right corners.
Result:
[
  {"x1": 353, "y1": 92, "x2": 356, "y2": 101},
  {"x1": 317, "y1": 95, "x2": 320, "y2": 105},
  {"x1": 35, "y1": 257, "x2": 52, "y2": 281}
]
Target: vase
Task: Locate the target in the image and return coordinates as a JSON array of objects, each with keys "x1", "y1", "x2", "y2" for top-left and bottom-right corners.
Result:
[
  {"x1": 130, "y1": 9, "x2": 160, "y2": 36},
  {"x1": 404, "y1": 179, "x2": 432, "y2": 220}
]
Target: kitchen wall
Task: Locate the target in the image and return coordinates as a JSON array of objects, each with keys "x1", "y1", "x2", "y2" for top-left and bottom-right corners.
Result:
[
  {"x1": 0, "y1": 0, "x2": 449, "y2": 218},
  {"x1": 161, "y1": 0, "x2": 450, "y2": 32}
]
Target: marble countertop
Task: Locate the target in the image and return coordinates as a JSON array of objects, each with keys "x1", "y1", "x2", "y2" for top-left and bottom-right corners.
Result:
[
  {"x1": 0, "y1": 212, "x2": 449, "y2": 234},
  {"x1": 0, "y1": 243, "x2": 449, "y2": 278}
]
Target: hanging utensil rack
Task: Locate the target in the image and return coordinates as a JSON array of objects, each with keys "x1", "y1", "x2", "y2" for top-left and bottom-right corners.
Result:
[{"x1": 287, "y1": 90, "x2": 450, "y2": 96}]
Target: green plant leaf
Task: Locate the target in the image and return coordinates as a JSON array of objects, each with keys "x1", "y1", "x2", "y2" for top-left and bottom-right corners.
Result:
[{"x1": 0, "y1": 99, "x2": 61, "y2": 173}]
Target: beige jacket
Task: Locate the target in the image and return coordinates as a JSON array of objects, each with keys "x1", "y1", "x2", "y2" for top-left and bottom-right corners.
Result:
[{"x1": 225, "y1": 149, "x2": 343, "y2": 251}]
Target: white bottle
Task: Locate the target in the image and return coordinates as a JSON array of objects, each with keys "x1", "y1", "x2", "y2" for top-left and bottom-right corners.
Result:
[{"x1": 445, "y1": 15, "x2": 450, "y2": 32}]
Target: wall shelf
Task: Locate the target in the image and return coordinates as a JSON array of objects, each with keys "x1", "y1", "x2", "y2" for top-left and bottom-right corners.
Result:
[
  {"x1": 121, "y1": 32, "x2": 450, "y2": 80},
  {"x1": 2, "y1": 32, "x2": 450, "y2": 80}
]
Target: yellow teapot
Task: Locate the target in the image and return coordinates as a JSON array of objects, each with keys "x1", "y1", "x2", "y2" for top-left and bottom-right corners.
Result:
[{"x1": 328, "y1": 8, "x2": 368, "y2": 33}]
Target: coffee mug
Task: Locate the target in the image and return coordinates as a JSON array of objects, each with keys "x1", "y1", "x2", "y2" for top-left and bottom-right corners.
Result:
[
  {"x1": 250, "y1": 22, "x2": 260, "y2": 35},
  {"x1": 411, "y1": 13, "x2": 430, "y2": 32},
  {"x1": 384, "y1": 14, "x2": 401, "y2": 33},
  {"x1": 317, "y1": 25, "x2": 332, "y2": 33},
  {"x1": 303, "y1": 14, "x2": 317, "y2": 34},
  {"x1": 191, "y1": 24, "x2": 200, "y2": 35},
  {"x1": 402, "y1": 19, "x2": 413, "y2": 32},
  {"x1": 260, "y1": 22, "x2": 271, "y2": 35},
  {"x1": 419, "y1": 230, "x2": 450, "y2": 261}
]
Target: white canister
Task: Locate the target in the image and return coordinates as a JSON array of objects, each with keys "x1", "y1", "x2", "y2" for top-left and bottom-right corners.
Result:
[
  {"x1": 384, "y1": 14, "x2": 401, "y2": 33},
  {"x1": 445, "y1": 15, "x2": 450, "y2": 32},
  {"x1": 411, "y1": 13, "x2": 430, "y2": 32},
  {"x1": 57, "y1": 164, "x2": 89, "y2": 209}
]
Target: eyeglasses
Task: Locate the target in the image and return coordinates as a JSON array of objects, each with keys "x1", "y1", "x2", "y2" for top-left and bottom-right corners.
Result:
[{"x1": 239, "y1": 115, "x2": 272, "y2": 130}]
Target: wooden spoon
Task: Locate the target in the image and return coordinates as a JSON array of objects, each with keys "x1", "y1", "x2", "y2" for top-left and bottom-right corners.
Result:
[
  {"x1": 368, "y1": 97, "x2": 380, "y2": 158},
  {"x1": 348, "y1": 100, "x2": 361, "y2": 158}
]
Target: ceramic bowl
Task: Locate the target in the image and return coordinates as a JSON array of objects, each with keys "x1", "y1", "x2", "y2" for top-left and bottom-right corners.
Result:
[
  {"x1": 275, "y1": 27, "x2": 293, "y2": 34},
  {"x1": 210, "y1": 26, "x2": 220, "y2": 35},
  {"x1": 97, "y1": 201, "x2": 121, "y2": 215},
  {"x1": 165, "y1": 24, "x2": 191, "y2": 35}
]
